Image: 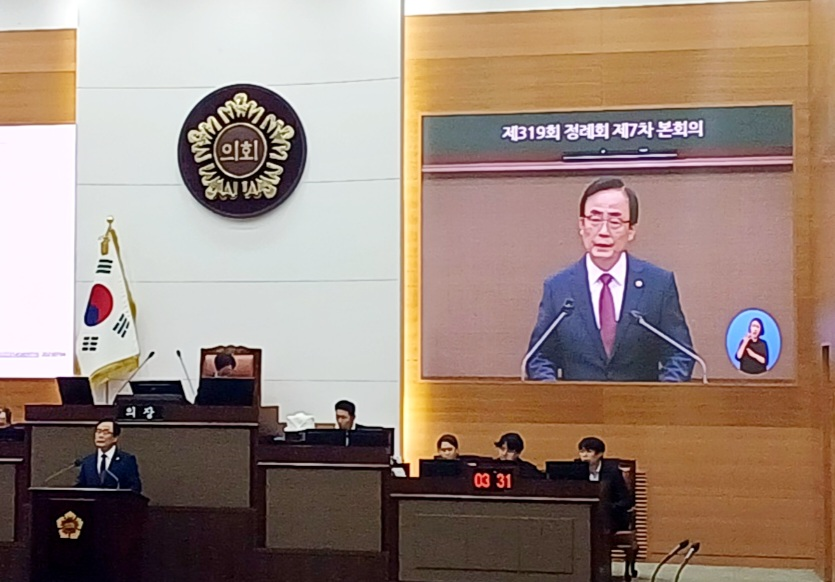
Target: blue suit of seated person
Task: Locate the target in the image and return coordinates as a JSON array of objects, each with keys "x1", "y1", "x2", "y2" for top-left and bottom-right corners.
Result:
[
  {"x1": 525, "y1": 177, "x2": 695, "y2": 382},
  {"x1": 76, "y1": 419, "x2": 142, "y2": 493}
]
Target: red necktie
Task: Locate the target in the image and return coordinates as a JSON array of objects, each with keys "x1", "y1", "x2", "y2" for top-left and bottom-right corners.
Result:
[{"x1": 599, "y1": 273, "x2": 616, "y2": 358}]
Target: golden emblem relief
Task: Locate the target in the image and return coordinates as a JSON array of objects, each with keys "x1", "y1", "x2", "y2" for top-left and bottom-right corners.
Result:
[
  {"x1": 56, "y1": 511, "x2": 84, "y2": 540},
  {"x1": 187, "y1": 92, "x2": 296, "y2": 201}
]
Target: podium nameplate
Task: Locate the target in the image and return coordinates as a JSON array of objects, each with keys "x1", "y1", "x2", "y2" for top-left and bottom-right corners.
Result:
[{"x1": 118, "y1": 404, "x2": 164, "y2": 422}]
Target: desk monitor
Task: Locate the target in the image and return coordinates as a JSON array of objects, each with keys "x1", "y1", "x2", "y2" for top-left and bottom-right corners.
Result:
[
  {"x1": 546, "y1": 460, "x2": 591, "y2": 481},
  {"x1": 301, "y1": 428, "x2": 393, "y2": 448},
  {"x1": 419, "y1": 459, "x2": 464, "y2": 478},
  {"x1": 348, "y1": 428, "x2": 393, "y2": 448},
  {"x1": 195, "y1": 377, "x2": 255, "y2": 406},
  {"x1": 56, "y1": 377, "x2": 94, "y2": 405},
  {"x1": 129, "y1": 380, "x2": 186, "y2": 401}
]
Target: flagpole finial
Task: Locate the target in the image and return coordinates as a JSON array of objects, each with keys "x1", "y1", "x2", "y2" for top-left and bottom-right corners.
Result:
[{"x1": 100, "y1": 217, "x2": 115, "y2": 255}]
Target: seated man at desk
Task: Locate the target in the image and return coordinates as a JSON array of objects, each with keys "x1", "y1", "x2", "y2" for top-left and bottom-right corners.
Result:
[
  {"x1": 76, "y1": 419, "x2": 142, "y2": 493},
  {"x1": 578, "y1": 436, "x2": 631, "y2": 530},
  {"x1": 335, "y1": 400, "x2": 367, "y2": 430},
  {"x1": 213, "y1": 352, "x2": 236, "y2": 377},
  {"x1": 495, "y1": 432, "x2": 543, "y2": 479}
]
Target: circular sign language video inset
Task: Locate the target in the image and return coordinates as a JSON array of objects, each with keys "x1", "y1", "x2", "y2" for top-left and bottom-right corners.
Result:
[
  {"x1": 178, "y1": 84, "x2": 307, "y2": 219},
  {"x1": 725, "y1": 309, "x2": 781, "y2": 375}
]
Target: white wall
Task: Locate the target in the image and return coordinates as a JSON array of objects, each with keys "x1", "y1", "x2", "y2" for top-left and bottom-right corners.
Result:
[
  {"x1": 76, "y1": 0, "x2": 402, "y2": 431},
  {"x1": 404, "y1": 0, "x2": 770, "y2": 16},
  {"x1": 0, "y1": 0, "x2": 77, "y2": 30}
]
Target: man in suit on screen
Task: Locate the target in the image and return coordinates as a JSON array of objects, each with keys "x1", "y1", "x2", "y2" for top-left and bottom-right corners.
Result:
[
  {"x1": 525, "y1": 177, "x2": 694, "y2": 382},
  {"x1": 76, "y1": 419, "x2": 142, "y2": 493}
]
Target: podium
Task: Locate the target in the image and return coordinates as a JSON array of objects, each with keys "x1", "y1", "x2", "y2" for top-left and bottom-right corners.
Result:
[{"x1": 30, "y1": 488, "x2": 148, "y2": 582}]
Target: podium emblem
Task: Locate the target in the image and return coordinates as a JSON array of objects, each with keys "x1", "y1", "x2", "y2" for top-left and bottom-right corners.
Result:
[
  {"x1": 178, "y1": 84, "x2": 308, "y2": 218},
  {"x1": 56, "y1": 511, "x2": 84, "y2": 539}
]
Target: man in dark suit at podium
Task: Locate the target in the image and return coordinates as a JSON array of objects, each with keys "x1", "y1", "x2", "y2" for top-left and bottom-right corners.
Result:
[
  {"x1": 525, "y1": 177, "x2": 694, "y2": 382},
  {"x1": 76, "y1": 419, "x2": 143, "y2": 493}
]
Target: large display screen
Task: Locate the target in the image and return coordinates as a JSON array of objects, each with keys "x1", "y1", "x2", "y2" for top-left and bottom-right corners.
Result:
[
  {"x1": 0, "y1": 125, "x2": 75, "y2": 377},
  {"x1": 420, "y1": 105, "x2": 793, "y2": 382}
]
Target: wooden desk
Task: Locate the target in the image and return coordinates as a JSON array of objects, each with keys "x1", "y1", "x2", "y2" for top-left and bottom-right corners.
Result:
[
  {"x1": 253, "y1": 442, "x2": 392, "y2": 582},
  {"x1": 0, "y1": 438, "x2": 26, "y2": 582},
  {"x1": 386, "y1": 476, "x2": 611, "y2": 582}
]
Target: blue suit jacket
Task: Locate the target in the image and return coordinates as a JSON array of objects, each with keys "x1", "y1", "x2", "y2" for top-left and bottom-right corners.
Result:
[
  {"x1": 526, "y1": 255, "x2": 695, "y2": 382},
  {"x1": 76, "y1": 448, "x2": 142, "y2": 493}
]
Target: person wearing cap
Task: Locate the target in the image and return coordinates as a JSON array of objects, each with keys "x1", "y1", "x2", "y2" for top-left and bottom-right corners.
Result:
[{"x1": 494, "y1": 432, "x2": 543, "y2": 479}]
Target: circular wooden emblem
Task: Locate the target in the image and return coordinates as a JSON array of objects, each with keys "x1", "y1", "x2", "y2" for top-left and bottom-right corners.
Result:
[{"x1": 178, "y1": 84, "x2": 307, "y2": 218}]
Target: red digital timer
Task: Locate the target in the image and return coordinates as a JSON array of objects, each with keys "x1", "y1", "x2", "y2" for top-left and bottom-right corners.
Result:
[{"x1": 472, "y1": 469, "x2": 514, "y2": 491}]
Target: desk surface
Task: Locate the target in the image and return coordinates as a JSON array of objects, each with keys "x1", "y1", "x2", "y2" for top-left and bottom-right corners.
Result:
[{"x1": 257, "y1": 442, "x2": 391, "y2": 466}]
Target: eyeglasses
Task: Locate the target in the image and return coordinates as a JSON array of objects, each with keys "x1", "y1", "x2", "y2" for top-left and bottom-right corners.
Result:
[
  {"x1": 583, "y1": 214, "x2": 629, "y2": 231},
  {"x1": 95, "y1": 429, "x2": 114, "y2": 435}
]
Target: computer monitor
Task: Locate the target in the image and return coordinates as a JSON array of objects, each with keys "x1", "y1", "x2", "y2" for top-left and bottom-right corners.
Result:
[
  {"x1": 195, "y1": 378, "x2": 255, "y2": 406},
  {"x1": 56, "y1": 377, "x2": 94, "y2": 405},
  {"x1": 546, "y1": 460, "x2": 591, "y2": 481},
  {"x1": 419, "y1": 459, "x2": 464, "y2": 478},
  {"x1": 299, "y1": 428, "x2": 394, "y2": 448},
  {"x1": 301, "y1": 429, "x2": 347, "y2": 446},
  {"x1": 129, "y1": 380, "x2": 186, "y2": 400}
]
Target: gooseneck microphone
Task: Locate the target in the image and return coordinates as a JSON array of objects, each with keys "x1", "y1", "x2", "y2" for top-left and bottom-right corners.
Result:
[
  {"x1": 105, "y1": 467, "x2": 121, "y2": 490},
  {"x1": 630, "y1": 311, "x2": 708, "y2": 383},
  {"x1": 521, "y1": 298, "x2": 575, "y2": 380},
  {"x1": 44, "y1": 458, "x2": 83, "y2": 485},
  {"x1": 112, "y1": 351, "x2": 156, "y2": 401},
  {"x1": 650, "y1": 539, "x2": 690, "y2": 582},
  {"x1": 673, "y1": 542, "x2": 701, "y2": 582},
  {"x1": 176, "y1": 349, "x2": 197, "y2": 401}
]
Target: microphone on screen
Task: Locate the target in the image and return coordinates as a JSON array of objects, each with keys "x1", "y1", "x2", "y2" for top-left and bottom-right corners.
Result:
[
  {"x1": 521, "y1": 298, "x2": 575, "y2": 381},
  {"x1": 630, "y1": 311, "x2": 708, "y2": 383},
  {"x1": 650, "y1": 539, "x2": 689, "y2": 582},
  {"x1": 673, "y1": 542, "x2": 701, "y2": 582},
  {"x1": 175, "y1": 349, "x2": 197, "y2": 401},
  {"x1": 112, "y1": 351, "x2": 156, "y2": 400}
]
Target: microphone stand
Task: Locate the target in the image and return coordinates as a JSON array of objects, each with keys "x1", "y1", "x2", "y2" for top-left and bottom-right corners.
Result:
[
  {"x1": 521, "y1": 299, "x2": 575, "y2": 380},
  {"x1": 43, "y1": 459, "x2": 82, "y2": 485},
  {"x1": 631, "y1": 311, "x2": 708, "y2": 383},
  {"x1": 176, "y1": 350, "x2": 197, "y2": 401},
  {"x1": 111, "y1": 351, "x2": 156, "y2": 403},
  {"x1": 673, "y1": 542, "x2": 701, "y2": 582},
  {"x1": 650, "y1": 540, "x2": 689, "y2": 582}
]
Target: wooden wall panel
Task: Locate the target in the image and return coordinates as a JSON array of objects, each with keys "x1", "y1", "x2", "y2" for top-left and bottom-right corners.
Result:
[
  {"x1": 406, "y1": 1, "x2": 809, "y2": 59},
  {"x1": 0, "y1": 29, "x2": 75, "y2": 125},
  {"x1": 0, "y1": 28, "x2": 74, "y2": 418},
  {"x1": 404, "y1": 0, "x2": 818, "y2": 570},
  {"x1": 810, "y1": 0, "x2": 835, "y2": 578}
]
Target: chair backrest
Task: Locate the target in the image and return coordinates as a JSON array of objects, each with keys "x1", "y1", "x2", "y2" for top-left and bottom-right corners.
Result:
[
  {"x1": 199, "y1": 345, "x2": 262, "y2": 406},
  {"x1": 611, "y1": 458, "x2": 648, "y2": 560}
]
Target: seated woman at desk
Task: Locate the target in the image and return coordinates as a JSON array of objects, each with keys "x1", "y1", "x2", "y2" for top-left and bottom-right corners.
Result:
[{"x1": 435, "y1": 434, "x2": 459, "y2": 460}]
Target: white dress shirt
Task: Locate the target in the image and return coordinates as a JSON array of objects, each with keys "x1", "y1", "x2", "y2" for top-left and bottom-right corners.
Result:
[
  {"x1": 98, "y1": 446, "x2": 116, "y2": 472},
  {"x1": 586, "y1": 253, "x2": 627, "y2": 329},
  {"x1": 589, "y1": 462, "x2": 602, "y2": 482}
]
